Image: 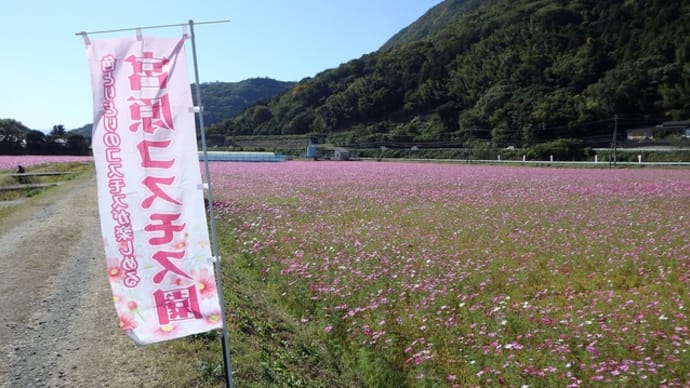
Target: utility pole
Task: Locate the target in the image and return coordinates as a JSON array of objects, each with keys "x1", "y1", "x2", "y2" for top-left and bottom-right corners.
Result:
[{"x1": 609, "y1": 114, "x2": 618, "y2": 168}]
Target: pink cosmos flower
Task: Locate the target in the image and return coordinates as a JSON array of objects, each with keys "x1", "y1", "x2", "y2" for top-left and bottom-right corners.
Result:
[
  {"x1": 0, "y1": 155, "x2": 93, "y2": 170},
  {"x1": 105, "y1": 255, "x2": 125, "y2": 283},
  {"x1": 155, "y1": 324, "x2": 177, "y2": 337},
  {"x1": 118, "y1": 312, "x2": 137, "y2": 331},
  {"x1": 192, "y1": 268, "x2": 218, "y2": 299},
  {"x1": 204, "y1": 162, "x2": 690, "y2": 382},
  {"x1": 107, "y1": 266, "x2": 122, "y2": 281},
  {"x1": 206, "y1": 311, "x2": 223, "y2": 326}
]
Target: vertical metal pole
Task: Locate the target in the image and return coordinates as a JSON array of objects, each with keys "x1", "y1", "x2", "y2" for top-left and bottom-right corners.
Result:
[
  {"x1": 188, "y1": 19, "x2": 235, "y2": 388},
  {"x1": 612, "y1": 114, "x2": 618, "y2": 167},
  {"x1": 609, "y1": 114, "x2": 618, "y2": 168}
]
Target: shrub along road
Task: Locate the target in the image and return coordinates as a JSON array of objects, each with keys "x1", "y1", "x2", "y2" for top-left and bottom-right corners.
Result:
[{"x1": 0, "y1": 170, "x2": 162, "y2": 387}]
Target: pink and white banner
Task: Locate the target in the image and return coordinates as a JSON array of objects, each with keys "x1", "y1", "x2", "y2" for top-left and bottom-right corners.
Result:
[{"x1": 85, "y1": 35, "x2": 223, "y2": 344}]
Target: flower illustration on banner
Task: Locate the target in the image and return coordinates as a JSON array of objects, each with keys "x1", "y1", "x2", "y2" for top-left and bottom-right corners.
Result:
[
  {"x1": 172, "y1": 233, "x2": 189, "y2": 250},
  {"x1": 105, "y1": 255, "x2": 124, "y2": 283},
  {"x1": 173, "y1": 239, "x2": 187, "y2": 250},
  {"x1": 119, "y1": 311, "x2": 138, "y2": 331},
  {"x1": 191, "y1": 268, "x2": 218, "y2": 299},
  {"x1": 206, "y1": 311, "x2": 222, "y2": 326},
  {"x1": 107, "y1": 266, "x2": 124, "y2": 282},
  {"x1": 171, "y1": 276, "x2": 186, "y2": 287},
  {"x1": 126, "y1": 299, "x2": 146, "y2": 320},
  {"x1": 156, "y1": 324, "x2": 178, "y2": 337}
]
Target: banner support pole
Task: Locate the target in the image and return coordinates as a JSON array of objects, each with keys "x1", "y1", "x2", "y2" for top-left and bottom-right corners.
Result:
[
  {"x1": 75, "y1": 19, "x2": 229, "y2": 36},
  {"x1": 188, "y1": 19, "x2": 235, "y2": 388}
]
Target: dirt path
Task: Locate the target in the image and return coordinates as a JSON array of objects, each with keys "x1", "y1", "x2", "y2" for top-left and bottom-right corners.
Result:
[{"x1": 0, "y1": 170, "x2": 163, "y2": 387}]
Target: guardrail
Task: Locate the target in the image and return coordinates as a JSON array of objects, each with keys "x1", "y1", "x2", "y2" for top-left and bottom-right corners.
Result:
[{"x1": 369, "y1": 158, "x2": 690, "y2": 167}]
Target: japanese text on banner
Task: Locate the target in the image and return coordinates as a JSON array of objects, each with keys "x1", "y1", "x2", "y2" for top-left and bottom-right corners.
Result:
[{"x1": 86, "y1": 35, "x2": 222, "y2": 345}]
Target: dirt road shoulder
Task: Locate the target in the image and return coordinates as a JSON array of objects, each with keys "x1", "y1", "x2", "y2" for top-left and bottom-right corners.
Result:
[{"x1": 0, "y1": 169, "x2": 165, "y2": 387}]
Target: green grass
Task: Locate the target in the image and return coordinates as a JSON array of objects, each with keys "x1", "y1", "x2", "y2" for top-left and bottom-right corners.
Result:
[
  {"x1": 153, "y1": 224, "x2": 361, "y2": 387},
  {"x1": 0, "y1": 162, "x2": 92, "y2": 201},
  {"x1": 155, "y1": 164, "x2": 690, "y2": 386}
]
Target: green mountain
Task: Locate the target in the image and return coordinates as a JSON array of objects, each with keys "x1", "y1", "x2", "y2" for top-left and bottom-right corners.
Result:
[
  {"x1": 66, "y1": 77, "x2": 295, "y2": 138},
  {"x1": 69, "y1": 123, "x2": 93, "y2": 138},
  {"x1": 211, "y1": 0, "x2": 690, "y2": 148},
  {"x1": 380, "y1": 0, "x2": 485, "y2": 51},
  {"x1": 191, "y1": 78, "x2": 297, "y2": 127}
]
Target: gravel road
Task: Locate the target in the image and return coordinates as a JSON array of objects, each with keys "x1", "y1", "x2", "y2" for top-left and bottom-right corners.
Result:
[{"x1": 0, "y1": 170, "x2": 162, "y2": 387}]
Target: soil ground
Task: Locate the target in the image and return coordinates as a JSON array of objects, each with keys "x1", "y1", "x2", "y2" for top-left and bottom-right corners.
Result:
[{"x1": 0, "y1": 170, "x2": 164, "y2": 387}]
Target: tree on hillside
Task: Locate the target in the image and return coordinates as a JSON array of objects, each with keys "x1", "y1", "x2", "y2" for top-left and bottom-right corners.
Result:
[
  {"x1": 66, "y1": 133, "x2": 90, "y2": 155},
  {"x1": 0, "y1": 119, "x2": 30, "y2": 135},
  {"x1": 26, "y1": 130, "x2": 48, "y2": 154},
  {"x1": 50, "y1": 124, "x2": 66, "y2": 139},
  {"x1": 214, "y1": 0, "x2": 690, "y2": 148}
]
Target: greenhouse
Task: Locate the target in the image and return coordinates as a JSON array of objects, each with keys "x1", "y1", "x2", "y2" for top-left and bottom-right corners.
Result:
[{"x1": 199, "y1": 151, "x2": 288, "y2": 162}]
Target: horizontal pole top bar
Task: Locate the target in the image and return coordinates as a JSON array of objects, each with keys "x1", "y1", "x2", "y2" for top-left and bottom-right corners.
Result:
[{"x1": 75, "y1": 19, "x2": 229, "y2": 36}]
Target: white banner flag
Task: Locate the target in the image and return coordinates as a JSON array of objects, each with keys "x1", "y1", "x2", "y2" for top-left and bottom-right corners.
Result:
[{"x1": 85, "y1": 35, "x2": 223, "y2": 344}]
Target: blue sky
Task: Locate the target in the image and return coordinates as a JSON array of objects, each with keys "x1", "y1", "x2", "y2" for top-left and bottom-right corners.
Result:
[{"x1": 0, "y1": 0, "x2": 442, "y2": 131}]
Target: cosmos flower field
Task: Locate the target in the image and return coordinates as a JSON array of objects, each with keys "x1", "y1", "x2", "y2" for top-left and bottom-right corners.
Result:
[
  {"x1": 209, "y1": 161, "x2": 690, "y2": 386},
  {"x1": 0, "y1": 155, "x2": 93, "y2": 171}
]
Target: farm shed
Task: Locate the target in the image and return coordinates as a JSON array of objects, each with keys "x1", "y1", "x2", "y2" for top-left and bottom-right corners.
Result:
[
  {"x1": 626, "y1": 128, "x2": 655, "y2": 141},
  {"x1": 658, "y1": 120, "x2": 690, "y2": 138},
  {"x1": 333, "y1": 147, "x2": 350, "y2": 161},
  {"x1": 627, "y1": 120, "x2": 690, "y2": 141}
]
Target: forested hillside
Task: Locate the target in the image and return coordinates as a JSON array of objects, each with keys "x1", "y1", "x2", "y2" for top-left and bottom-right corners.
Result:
[
  {"x1": 0, "y1": 121, "x2": 90, "y2": 155},
  {"x1": 211, "y1": 0, "x2": 690, "y2": 148},
  {"x1": 1, "y1": 77, "x2": 293, "y2": 155},
  {"x1": 380, "y1": 0, "x2": 484, "y2": 51},
  {"x1": 66, "y1": 78, "x2": 295, "y2": 137},
  {"x1": 192, "y1": 78, "x2": 296, "y2": 127}
]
